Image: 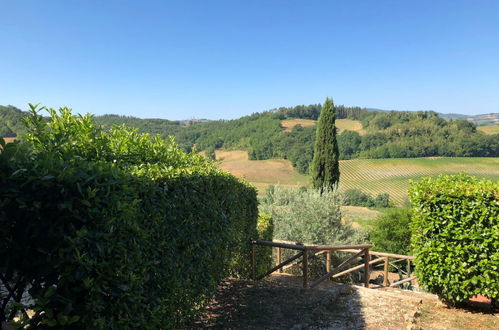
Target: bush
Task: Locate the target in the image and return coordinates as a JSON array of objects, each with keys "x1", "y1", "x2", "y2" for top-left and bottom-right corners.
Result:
[
  {"x1": 369, "y1": 208, "x2": 412, "y2": 255},
  {"x1": 260, "y1": 186, "x2": 367, "y2": 277},
  {"x1": 254, "y1": 213, "x2": 274, "y2": 276},
  {"x1": 409, "y1": 174, "x2": 498, "y2": 305},
  {"x1": 0, "y1": 106, "x2": 258, "y2": 328},
  {"x1": 342, "y1": 189, "x2": 391, "y2": 208},
  {"x1": 342, "y1": 188, "x2": 373, "y2": 207}
]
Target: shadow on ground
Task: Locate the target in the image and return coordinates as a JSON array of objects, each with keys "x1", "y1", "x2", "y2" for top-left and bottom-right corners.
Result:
[{"x1": 193, "y1": 276, "x2": 365, "y2": 329}]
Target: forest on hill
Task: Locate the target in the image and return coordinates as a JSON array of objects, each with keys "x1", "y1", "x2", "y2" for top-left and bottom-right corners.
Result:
[{"x1": 1, "y1": 104, "x2": 498, "y2": 174}]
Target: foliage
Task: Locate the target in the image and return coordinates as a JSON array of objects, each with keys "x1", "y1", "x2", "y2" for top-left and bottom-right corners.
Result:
[
  {"x1": 2, "y1": 104, "x2": 498, "y2": 177},
  {"x1": 260, "y1": 186, "x2": 366, "y2": 247},
  {"x1": 255, "y1": 213, "x2": 274, "y2": 277},
  {"x1": 0, "y1": 105, "x2": 258, "y2": 328},
  {"x1": 311, "y1": 98, "x2": 340, "y2": 192},
  {"x1": 260, "y1": 186, "x2": 367, "y2": 278},
  {"x1": 409, "y1": 174, "x2": 498, "y2": 305},
  {"x1": 369, "y1": 208, "x2": 412, "y2": 255},
  {"x1": 342, "y1": 189, "x2": 392, "y2": 208}
]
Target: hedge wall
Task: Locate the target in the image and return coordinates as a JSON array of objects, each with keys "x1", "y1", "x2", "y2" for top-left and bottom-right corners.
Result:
[
  {"x1": 0, "y1": 106, "x2": 258, "y2": 328},
  {"x1": 409, "y1": 174, "x2": 498, "y2": 305}
]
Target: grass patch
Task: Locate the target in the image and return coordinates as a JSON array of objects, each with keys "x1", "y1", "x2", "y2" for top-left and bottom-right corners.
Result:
[
  {"x1": 280, "y1": 118, "x2": 365, "y2": 135},
  {"x1": 477, "y1": 125, "x2": 499, "y2": 135}
]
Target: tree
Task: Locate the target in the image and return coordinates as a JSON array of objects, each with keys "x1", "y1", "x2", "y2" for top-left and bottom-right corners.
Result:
[{"x1": 311, "y1": 97, "x2": 340, "y2": 192}]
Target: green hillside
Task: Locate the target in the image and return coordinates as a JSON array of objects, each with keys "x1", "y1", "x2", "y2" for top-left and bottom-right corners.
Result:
[{"x1": 2, "y1": 104, "x2": 498, "y2": 176}]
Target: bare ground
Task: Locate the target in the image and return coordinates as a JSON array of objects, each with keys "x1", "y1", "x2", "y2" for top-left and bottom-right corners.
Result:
[{"x1": 194, "y1": 274, "x2": 498, "y2": 329}]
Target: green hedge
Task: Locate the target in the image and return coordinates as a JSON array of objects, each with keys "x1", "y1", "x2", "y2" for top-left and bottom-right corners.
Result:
[
  {"x1": 0, "y1": 106, "x2": 258, "y2": 328},
  {"x1": 410, "y1": 174, "x2": 498, "y2": 305}
]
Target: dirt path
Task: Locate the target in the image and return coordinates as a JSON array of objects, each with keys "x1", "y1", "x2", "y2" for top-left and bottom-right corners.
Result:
[{"x1": 194, "y1": 274, "x2": 497, "y2": 329}]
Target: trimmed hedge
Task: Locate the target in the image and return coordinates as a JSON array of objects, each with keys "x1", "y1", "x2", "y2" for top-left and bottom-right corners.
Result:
[
  {"x1": 0, "y1": 106, "x2": 258, "y2": 328},
  {"x1": 409, "y1": 174, "x2": 498, "y2": 305}
]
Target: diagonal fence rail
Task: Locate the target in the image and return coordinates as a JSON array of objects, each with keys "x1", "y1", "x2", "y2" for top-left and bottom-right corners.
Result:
[{"x1": 251, "y1": 240, "x2": 415, "y2": 289}]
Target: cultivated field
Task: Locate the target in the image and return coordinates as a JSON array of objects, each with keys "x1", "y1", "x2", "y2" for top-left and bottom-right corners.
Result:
[
  {"x1": 215, "y1": 150, "x2": 308, "y2": 193},
  {"x1": 215, "y1": 150, "x2": 499, "y2": 205},
  {"x1": 281, "y1": 118, "x2": 365, "y2": 135},
  {"x1": 477, "y1": 124, "x2": 499, "y2": 135},
  {"x1": 339, "y1": 157, "x2": 499, "y2": 205}
]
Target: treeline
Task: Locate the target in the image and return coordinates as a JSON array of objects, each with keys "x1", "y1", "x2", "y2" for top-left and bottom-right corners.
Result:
[{"x1": 1, "y1": 104, "x2": 498, "y2": 174}]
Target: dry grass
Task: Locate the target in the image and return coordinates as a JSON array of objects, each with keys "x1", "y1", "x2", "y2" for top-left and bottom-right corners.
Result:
[
  {"x1": 477, "y1": 125, "x2": 499, "y2": 135},
  {"x1": 280, "y1": 118, "x2": 365, "y2": 135},
  {"x1": 281, "y1": 118, "x2": 316, "y2": 132},
  {"x1": 341, "y1": 206, "x2": 383, "y2": 228},
  {"x1": 215, "y1": 150, "x2": 308, "y2": 195}
]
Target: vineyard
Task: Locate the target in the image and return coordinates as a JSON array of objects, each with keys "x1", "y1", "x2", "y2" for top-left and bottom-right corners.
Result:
[
  {"x1": 215, "y1": 150, "x2": 499, "y2": 205},
  {"x1": 339, "y1": 157, "x2": 499, "y2": 204}
]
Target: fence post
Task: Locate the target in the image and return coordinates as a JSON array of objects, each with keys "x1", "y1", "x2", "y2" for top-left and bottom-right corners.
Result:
[
  {"x1": 251, "y1": 242, "x2": 256, "y2": 280},
  {"x1": 364, "y1": 248, "x2": 370, "y2": 288},
  {"x1": 326, "y1": 250, "x2": 332, "y2": 273},
  {"x1": 302, "y1": 248, "x2": 308, "y2": 288},
  {"x1": 383, "y1": 257, "x2": 389, "y2": 287},
  {"x1": 277, "y1": 247, "x2": 282, "y2": 273}
]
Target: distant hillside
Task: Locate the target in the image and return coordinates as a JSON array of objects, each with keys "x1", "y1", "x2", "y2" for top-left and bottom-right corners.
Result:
[
  {"x1": 439, "y1": 112, "x2": 499, "y2": 125},
  {"x1": 2, "y1": 104, "x2": 498, "y2": 174}
]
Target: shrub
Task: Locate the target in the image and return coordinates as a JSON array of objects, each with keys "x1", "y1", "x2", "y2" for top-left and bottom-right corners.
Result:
[
  {"x1": 0, "y1": 105, "x2": 258, "y2": 328},
  {"x1": 342, "y1": 189, "x2": 391, "y2": 208},
  {"x1": 373, "y1": 193, "x2": 391, "y2": 208},
  {"x1": 254, "y1": 213, "x2": 274, "y2": 276},
  {"x1": 260, "y1": 186, "x2": 367, "y2": 277},
  {"x1": 342, "y1": 188, "x2": 373, "y2": 207},
  {"x1": 409, "y1": 174, "x2": 498, "y2": 305},
  {"x1": 369, "y1": 208, "x2": 412, "y2": 255}
]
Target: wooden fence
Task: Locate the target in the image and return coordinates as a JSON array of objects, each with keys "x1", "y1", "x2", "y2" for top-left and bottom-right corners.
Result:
[{"x1": 250, "y1": 240, "x2": 415, "y2": 289}]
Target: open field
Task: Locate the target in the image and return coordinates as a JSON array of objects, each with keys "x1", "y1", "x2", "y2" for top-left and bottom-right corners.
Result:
[
  {"x1": 281, "y1": 118, "x2": 365, "y2": 135},
  {"x1": 281, "y1": 118, "x2": 316, "y2": 132},
  {"x1": 215, "y1": 150, "x2": 308, "y2": 193},
  {"x1": 478, "y1": 124, "x2": 499, "y2": 135},
  {"x1": 215, "y1": 150, "x2": 499, "y2": 204}
]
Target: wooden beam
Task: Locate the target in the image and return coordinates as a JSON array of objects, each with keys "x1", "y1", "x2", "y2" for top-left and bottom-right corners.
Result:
[
  {"x1": 331, "y1": 257, "x2": 384, "y2": 278},
  {"x1": 256, "y1": 251, "x2": 304, "y2": 280},
  {"x1": 252, "y1": 243, "x2": 256, "y2": 280},
  {"x1": 340, "y1": 249, "x2": 415, "y2": 260},
  {"x1": 306, "y1": 244, "x2": 373, "y2": 251},
  {"x1": 302, "y1": 249, "x2": 308, "y2": 288},
  {"x1": 326, "y1": 251, "x2": 332, "y2": 273},
  {"x1": 390, "y1": 276, "x2": 416, "y2": 288},
  {"x1": 364, "y1": 248, "x2": 370, "y2": 288},
  {"x1": 252, "y1": 240, "x2": 306, "y2": 251},
  {"x1": 309, "y1": 249, "x2": 366, "y2": 288},
  {"x1": 277, "y1": 247, "x2": 282, "y2": 273},
  {"x1": 383, "y1": 257, "x2": 389, "y2": 287}
]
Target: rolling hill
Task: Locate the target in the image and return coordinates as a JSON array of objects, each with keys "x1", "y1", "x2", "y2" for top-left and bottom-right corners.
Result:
[{"x1": 213, "y1": 150, "x2": 499, "y2": 205}]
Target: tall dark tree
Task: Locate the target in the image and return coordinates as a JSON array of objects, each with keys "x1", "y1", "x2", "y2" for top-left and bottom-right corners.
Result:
[{"x1": 311, "y1": 97, "x2": 340, "y2": 192}]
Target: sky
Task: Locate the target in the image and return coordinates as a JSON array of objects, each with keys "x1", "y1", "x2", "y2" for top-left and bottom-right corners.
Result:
[{"x1": 1, "y1": 0, "x2": 498, "y2": 119}]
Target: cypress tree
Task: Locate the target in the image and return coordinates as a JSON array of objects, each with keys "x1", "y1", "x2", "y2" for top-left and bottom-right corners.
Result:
[{"x1": 311, "y1": 97, "x2": 340, "y2": 193}]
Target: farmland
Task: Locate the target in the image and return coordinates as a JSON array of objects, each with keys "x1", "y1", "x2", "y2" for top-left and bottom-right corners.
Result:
[
  {"x1": 215, "y1": 150, "x2": 499, "y2": 205},
  {"x1": 477, "y1": 124, "x2": 499, "y2": 135},
  {"x1": 281, "y1": 118, "x2": 365, "y2": 135}
]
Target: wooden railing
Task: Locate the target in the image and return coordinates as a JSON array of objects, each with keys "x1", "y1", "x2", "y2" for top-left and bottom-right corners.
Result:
[
  {"x1": 250, "y1": 240, "x2": 415, "y2": 289},
  {"x1": 251, "y1": 240, "x2": 373, "y2": 288}
]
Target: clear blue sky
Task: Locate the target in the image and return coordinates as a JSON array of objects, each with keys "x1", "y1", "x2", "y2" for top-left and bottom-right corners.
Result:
[{"x1": 1, "y1": 0, "x2": 498, "y2": 119}]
